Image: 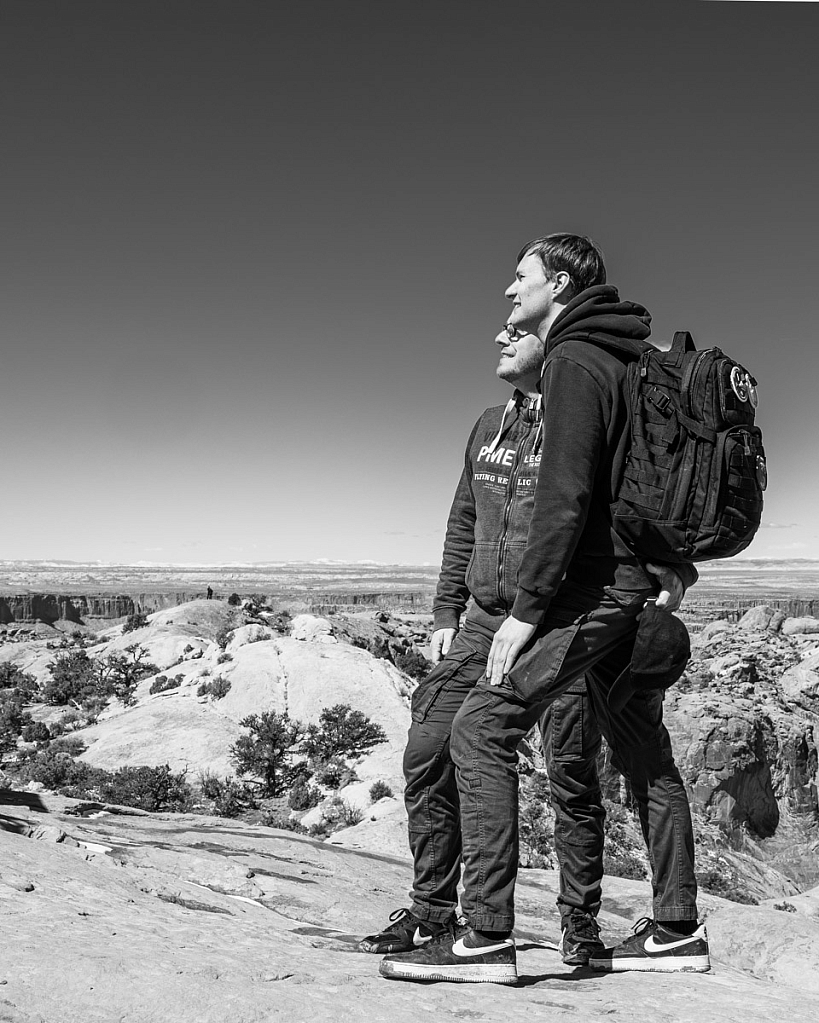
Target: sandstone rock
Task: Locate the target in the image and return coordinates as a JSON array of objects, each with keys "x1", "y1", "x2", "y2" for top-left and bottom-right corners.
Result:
[
  {"x1": 782, "y1": 616, "x2": 819, "y2": 636},
  {"x1": 779, "y1": 660, "x2": 819, "y2": 707},
  {"x1": 2, "y1": 801, "x2": 818, "y2": 1022},
  {"x1": 738, "y1": 605, "x2": 777, "y2": 631},
  {"x1": 225, "y1": 623, "x2": 273, "y2": 650},
  {"x1": 290, "y1": 614, "x2": 337, "y2": 643},
  {"x1": 29, "y1": 824, "x2": 80, "y2": 847},
  {"x1": 690, "y1": 618, "x2": 733, "y2": 652}
]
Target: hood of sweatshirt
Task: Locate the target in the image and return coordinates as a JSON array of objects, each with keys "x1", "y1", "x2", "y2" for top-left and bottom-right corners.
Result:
[{"x1": 544, "y1": 284, "x2": 653, "y2": 359}]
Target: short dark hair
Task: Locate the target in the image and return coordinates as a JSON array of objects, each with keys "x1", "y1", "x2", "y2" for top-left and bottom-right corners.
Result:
[{"x1": 517, "y1": 233, "x2": 606, "y2": 297}]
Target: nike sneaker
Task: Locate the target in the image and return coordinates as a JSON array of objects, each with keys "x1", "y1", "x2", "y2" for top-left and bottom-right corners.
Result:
[
  {"x1": 358, "y1": 908, "x2": 453, "y2": 954},
  {"x1": 379, "y1": 922, "x2": 517, "y2": 985},
  {"x1": 589, "y1": 917, "x2": 711, "y2": 973},
  {"x1": 559, "y1": 910, "x2": 605, "y2": 966}
]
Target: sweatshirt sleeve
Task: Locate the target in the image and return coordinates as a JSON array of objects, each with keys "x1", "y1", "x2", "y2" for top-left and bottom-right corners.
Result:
[
  {"x1": 432, "y1": 419, "x2": 480, "y2": 632},
  {"x1": 511, "y1": 354, "x2": 608, "y2": 624}
]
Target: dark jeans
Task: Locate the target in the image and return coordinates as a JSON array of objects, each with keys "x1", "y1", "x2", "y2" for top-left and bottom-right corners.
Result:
[
  {"x1": 450, "y1": 582, "x2": 698, "y2": 932},
  {"x1": 404, "y1": 604, "x2": 604, "y2": 924}
]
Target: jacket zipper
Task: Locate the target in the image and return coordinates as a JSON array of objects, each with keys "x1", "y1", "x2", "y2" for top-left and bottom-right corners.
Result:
[{"x1": 496, "y1": 423, "x2": 530, "y2": 609}]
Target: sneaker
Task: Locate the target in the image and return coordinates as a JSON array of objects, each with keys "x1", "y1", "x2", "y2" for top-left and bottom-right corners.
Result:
[
  {"x1": 379, "y1": 922, "x2": 517, "y2": 985},
  {"x1": 358, "y1": 908, "x2": 453, "y2": 954},
  {"x1": 560, "y1": 910, "x2": 605, "y2": 966},
  {"x1": 589, "y1": 917, "x2": 711, "y2": 973}
]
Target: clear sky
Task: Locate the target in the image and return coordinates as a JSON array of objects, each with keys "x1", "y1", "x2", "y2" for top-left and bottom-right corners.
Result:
[{"x1": 1, "y1": 1, "x2": 817, "y2": 565}]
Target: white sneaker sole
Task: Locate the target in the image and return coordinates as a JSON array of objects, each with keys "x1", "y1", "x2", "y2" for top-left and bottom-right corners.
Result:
[
  {"x1": 379, "y1": 959, "x2": 518, "y2": 984},
  {"x1": 591, "y1": 954, "x2": 711, "y2": 973}
]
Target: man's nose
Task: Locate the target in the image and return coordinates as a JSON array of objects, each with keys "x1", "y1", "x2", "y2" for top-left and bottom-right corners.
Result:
[{"x1": 504, "y1": 281, "x2": 516, "y2": 299}]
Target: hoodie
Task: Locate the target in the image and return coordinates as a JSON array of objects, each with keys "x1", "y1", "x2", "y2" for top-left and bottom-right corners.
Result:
[
  {"x1": 433, "y1": 393, "x2": 543, "y2": 631},
  {"x1": 511, "y1": 284, "x2": 695, "y2": 624}
]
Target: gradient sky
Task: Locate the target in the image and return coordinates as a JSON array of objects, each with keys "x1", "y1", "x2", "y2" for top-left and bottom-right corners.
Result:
[{"x1": 1, "y1": 1, "x2": 817, "y2": 565}]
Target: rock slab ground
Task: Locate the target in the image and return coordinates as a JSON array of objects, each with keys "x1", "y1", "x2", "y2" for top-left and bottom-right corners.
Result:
[{"x1": 3, "y1": 792, "x2": 819, "y2": 1023}]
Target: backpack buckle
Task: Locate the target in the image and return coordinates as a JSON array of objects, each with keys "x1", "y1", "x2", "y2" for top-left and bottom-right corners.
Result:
[{"x1": 647, "y1": 387, "x2": 672, "y2": 415}]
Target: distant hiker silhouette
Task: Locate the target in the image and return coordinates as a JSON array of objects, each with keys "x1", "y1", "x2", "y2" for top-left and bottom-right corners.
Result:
[{"x1": 206, "y1": 587, "x2": 213, "y2": 600}]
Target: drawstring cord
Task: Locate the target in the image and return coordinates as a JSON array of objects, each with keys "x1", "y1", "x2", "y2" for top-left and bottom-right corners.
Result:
[{"x1": 486, "y1": 397, "x2": 516, "y2": 454}]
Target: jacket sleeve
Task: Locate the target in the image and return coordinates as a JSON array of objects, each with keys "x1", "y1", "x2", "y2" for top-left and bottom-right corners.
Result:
[
  {"x1": 432, "y1": 418, "x2": 481, "y2": 632},
  {"x1": 511, "y1": 354, "x2": 607, "y2": 624}
]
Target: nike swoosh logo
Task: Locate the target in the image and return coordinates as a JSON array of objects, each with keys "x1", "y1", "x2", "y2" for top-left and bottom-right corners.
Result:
[
  {"x1": 644, "y1": 934, "x2": 701, "y2": 953},
  {"x1": 412, "y1": 928, "x2": 433, "y2": 946},
  {"x1": 452, "y1": 937, "x2": 511, "y2": 957}
]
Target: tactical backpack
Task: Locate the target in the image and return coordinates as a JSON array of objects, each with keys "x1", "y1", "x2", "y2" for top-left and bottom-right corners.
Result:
[{"x1": 612, "y1": 331, "x2": 767, "y2": 564}]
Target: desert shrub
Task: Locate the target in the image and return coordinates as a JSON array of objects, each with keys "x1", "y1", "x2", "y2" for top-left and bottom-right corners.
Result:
[
  {"x1": 602, "y1": 800, "x2": 649, "y2": 881},
  {"x1": 231, "y1": 711, "x2": 304, "y2": 797},
  {"x1": 98, "y1": 646, "x2": 160, "y2": 704},
  {"x1": 215, "y1": 626, "x2": 234, "y2": 650},
  {"x1": 227, "y1": 593, "x2": 242, "y2": 607},
  {"x1": 369, "y1": 780, "x2": 394, "y2": 802},
  {"x1": 696, "y1": 862, "x2": 758, "y2": 905},
  {"x1": 50, "y1": 735, "x2": 87, "y2": 757},
  {"x1": 321, "y1": 797, "x2": 364, "y2": 829},
  {"x1": 42, "y1": 649, "x2": 96, "y2": 706},
  {"x1": 216, "y1": 652, "x2": 233, "y2": 664},
  {"x1": 392, "y1": 646, "x2": 432, "y2": 681},
  {"x1": 0, "y1": 662, "x2": 39, "y2": 700},
  {"x1": 518, "y1": 787, "x2": 556, "y2": 868},
  {"x1": 57, "y1": 709, "x2": 85, "y2": 733},
  {"x1": 21, "y1": 720, "x2": 51, "y2": 744},
  {"x1": 303, "y1": 704, "x2": 387, "y2": 762},
  {"x1": 288, "y1": 778, "x2": 322, "y2": 810},
  {"x1": 98, "y1": 764, "x2": 193, "y2": 812},
  {"x1": 261, "y1": 811, "x2": 307, "y2": 834},
  {"x1": 267, "y1": 611, "x2": 292, "y2": 635},
  {"x1": 150, "y1": 674, "x2": 183, "y2": 695},
  {"x1": 18, "y1": 750, "x2": 96, "y2": 791},
  {"x1": 0, "y1": 696, "x2": 33, "y2": 755},
  {"x1": 313, "y1": 758, "x2": 358, "y2": 790},
  {"x1": 122, "y1": 611, "x2": 149, "y2": 633},
  {"x1": 199, "y1": 667, "x2": 212, "y2": 678},
  {"x1": 246, "y1": 631, "x2": 271, "y2": 644},
  {"x1": 197, "y1": 676, "x2": 231, "y2": 700},
  {"x1": 198, "y1": 773, "x2": 250, "y2": 818}
]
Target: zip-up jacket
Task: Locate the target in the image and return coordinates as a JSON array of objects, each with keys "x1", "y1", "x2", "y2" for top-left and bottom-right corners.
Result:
[
  {"x1": 511, "y1": 284, "x2": 696, "y2": 625},
  {"x1": 433, "y1": 393, "x2": 543, "y2": 631}
]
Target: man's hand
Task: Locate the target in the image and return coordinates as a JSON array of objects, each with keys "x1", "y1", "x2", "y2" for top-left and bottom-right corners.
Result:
[
  {"x1": 645, "y1": 562, "x2": 685, "y2": 612},
  {"x1": 486, "y1": 616, "x2": 536, "y2": 686},
  {"x1": 430, "y1": 628, "x2": 457, "y2": 664}
]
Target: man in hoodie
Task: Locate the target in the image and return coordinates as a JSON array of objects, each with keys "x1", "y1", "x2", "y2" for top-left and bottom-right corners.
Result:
[
  {"x1": 362, "y1": 247, "x2": 690, "y2": 970},
  {"x1": 360, "y1": 326, "x2": 614, "y2": 967},
  {"x1": 379, "y1": 234, "x2": 707, "y2": 985}
]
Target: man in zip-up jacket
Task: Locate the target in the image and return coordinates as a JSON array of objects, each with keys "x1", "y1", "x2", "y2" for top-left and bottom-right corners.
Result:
[
  {"x1": 379, "y1": 234, "x2": 708, "y2": 986},
  {"x1": 360, "y1": 326, "x2": 614, "y2": 966}
]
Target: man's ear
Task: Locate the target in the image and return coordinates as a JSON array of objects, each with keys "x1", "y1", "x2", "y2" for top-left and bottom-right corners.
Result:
[{"x1": 551, "y1": 270, "x2": 573, "y2": 301}]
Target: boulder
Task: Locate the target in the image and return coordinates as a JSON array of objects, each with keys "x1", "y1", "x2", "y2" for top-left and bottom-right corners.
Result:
[
  {"x1": 782, "y1": 617, "x2": 819, "y2": 636},
  {"x1": 290, "y1": 614, "x2": 336, "y2": 643},
  {"x1": 738, "y1": 605, "x2": 777, "y2": 631}
]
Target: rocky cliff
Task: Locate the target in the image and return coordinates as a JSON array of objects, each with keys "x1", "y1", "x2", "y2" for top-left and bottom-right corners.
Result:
[{"x1": 0, "y1": 592, "x2": 201, "y2": 624}]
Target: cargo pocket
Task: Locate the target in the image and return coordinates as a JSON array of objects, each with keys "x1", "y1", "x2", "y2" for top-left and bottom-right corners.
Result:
[
  {"x1": 544, "y1": 685, "x2": 600, "y2": 763},
  {"x1": 411, "y1": 647, "x2": 480, "y2": 723}
]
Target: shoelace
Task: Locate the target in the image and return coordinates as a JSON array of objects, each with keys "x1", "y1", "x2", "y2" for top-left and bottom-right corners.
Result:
[
  {"x1": 630, "y1": 916, "x2": 654, "y2": 938},
  {"x1": 384, "y1": 908, "x2": 416, "y2": 933},
  {"x1": 568, "y1": 913, "x2": 601, "y2": 943}
]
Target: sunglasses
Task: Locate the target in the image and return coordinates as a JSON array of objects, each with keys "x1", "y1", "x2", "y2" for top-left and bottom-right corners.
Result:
[{"x1": 503, "y1": 323, "x2": 528, "y2": 342}]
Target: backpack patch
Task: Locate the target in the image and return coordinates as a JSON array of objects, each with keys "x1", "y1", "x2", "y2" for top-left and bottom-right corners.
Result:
[{"x1": 612, "y1": 331, "x2": 766, "y2": 563}]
